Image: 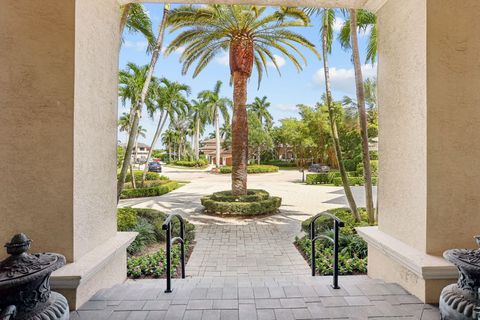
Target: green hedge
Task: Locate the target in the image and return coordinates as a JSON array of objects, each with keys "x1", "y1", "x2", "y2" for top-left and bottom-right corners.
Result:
[
  {"x1": 120, "y1": 171, "x2": 162, "y2": 183},
  {"x1": 219, "y1": 165, "x2": 279, "y2": 174},
  {"x1": 124, "y1": 178, "x2": 170, "y2": 189},
  {"x1": 332, "y1": 176, "x2": 378, "y2": 186},
  {"x1": 306, "y1": 172, "x2": 341, "y2": 185},
  {"x1": 171, "y1": 159, "x2": 208, "y2": 167},
  {"x1": 210, "y1": 189, "x2": 270, "y2": 202},
  {"x1": 261, "y1": 161, "x2": 296, "y2": 167},
  {"x1": 355, "y1": 160, "x2": 378, "y2": 176},
  {"x1": 201, "y1": 189, "x2": 281, "y2": 215},
  {"x1": 120, "y1": 181, "x2": 180, "y2": 199}
]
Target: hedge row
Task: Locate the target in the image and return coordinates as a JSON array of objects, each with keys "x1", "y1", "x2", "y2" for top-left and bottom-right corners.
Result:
[
  {"x1": 201, "y1": 196, "x2": 282, "y2": 215},
  {"x1": 171, "y1": 159, "x2": 208, "y2": 167},
  {"x1": 120, "y1": 181, "x2": 180, "y2": 199},
  {"x1": 120, "y1": 171, "x2": 162, "y2": 183},
  {"x1": 306, "y1": 172, "x2": 342, "y2": 185},
  {"x1": 332, "y1": 176, "x2": 378, "y2": 186},
  {"x1": 261, "y1": 161, "x2": 296, "y2": 167},
  {"x1": 219, "y1": 165, "x2": 279, "y2": 174},
  {"x1": 123, "y1": 178, "x2": 170, "y2": 189},
  {"x1": 210, "y1": 189, "x2": 270, "y2": 203}
]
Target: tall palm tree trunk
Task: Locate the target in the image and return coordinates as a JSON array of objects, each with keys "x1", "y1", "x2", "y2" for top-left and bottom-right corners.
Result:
[
  {"x1": 322, "y1": 17, "x2": 360, "y2": 222},
  {"x1": 141, "y1": 110, "x2": 167, "y2": 186},
  {"x1": 117, "y1": 4, "x2": 170, "y2": 202},
  {"x1": 215, "y1": 110, "x2": 221, "y2": 167},
  {"x1": 231, "y1": 71, "x2": 249, "y2": 195},
  {"x1": 350, "y1": 9, "x2": 375, "y2": 224},
  {"x1": 257, "y1": 115, "x2": 262, "y2": 165},
  {"x1": 119, "y1": 4, "x2": 131, "y2": 35},
  {"x1": 195, "y1": 118, "x2": 200, "y2": 160}
]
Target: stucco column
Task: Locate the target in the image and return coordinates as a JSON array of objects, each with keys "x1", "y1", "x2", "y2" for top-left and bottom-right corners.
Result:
[
  {"x1": 358, "y1": 0, "x2": 480, "y2": 303},
  {"x1": 0, "y1": 0, "x2": 135, "y2": 309}
]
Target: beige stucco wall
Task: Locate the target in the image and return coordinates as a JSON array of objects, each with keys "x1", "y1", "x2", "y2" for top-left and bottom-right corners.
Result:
[
  {"x1": 0, "y1": 0, "x2": 76, "y2": 261},
  {"x1": 73, "y1": 0, "x2": 119, "y2": 260},
  {"x1": 377, "y1": 0, "x2": 427, "y2": 252},
  {"x1": 426, "y1": 0, "x2": 480, "y2": 255}
]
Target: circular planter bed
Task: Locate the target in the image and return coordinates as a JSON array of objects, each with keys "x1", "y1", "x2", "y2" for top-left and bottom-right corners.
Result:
[{"x1": 201, "y1": 189, "x2": 282, "y2": 216}]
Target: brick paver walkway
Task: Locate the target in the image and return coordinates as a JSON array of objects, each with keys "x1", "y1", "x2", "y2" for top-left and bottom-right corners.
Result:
[{"x1": 72, "y1": 170, "x2": 440, "y2": 319}]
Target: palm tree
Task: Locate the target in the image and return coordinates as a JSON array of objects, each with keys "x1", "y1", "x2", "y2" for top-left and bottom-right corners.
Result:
[
  {"x1": 339, "y1": 9, "x2": 377, "y2": 64},
  {"x1": 140, "y1": 78, "x2": 190, "y2": 185},
  {"x1": 190, "y1": 99, "x2": 209, "y2": 160},
  {"x1": 162, "y1": 129, "x2": 178, "y2": 161},
  {"x1": 118, "y1": 4, "x2": 171, "y2": 202},
  {"x1": 198, "y1": 81, "x2": 231, "y2": 168},
  {"x1": 307, "y1": 8, "x2": 360, "y2": 222},
  {"x1": 120, "y1": 3, "x2": 155, "y2": 51},
  {"x1": 248, "y1": 96, "x2": 273, "y2": 164},
  {"x1": 338, "y1": 9, "x2": 377, "y2": 224},
  {"x1": 166, "y1": 5, "x2": 318, "y2": 196}
]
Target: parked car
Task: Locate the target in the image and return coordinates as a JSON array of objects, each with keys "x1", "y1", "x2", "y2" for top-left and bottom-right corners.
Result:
[
  {"x1": 308, "y1": 163, "x2": 330, "y2": 173},
  {"x1": 148, "y1": 161, "x2": 162, "y2": 173}
]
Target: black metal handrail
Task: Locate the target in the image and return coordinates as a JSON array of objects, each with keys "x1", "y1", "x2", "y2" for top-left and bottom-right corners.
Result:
[
  {"x1": 309, "y1": 212, "x2": 344, "y2": 289},
  {"x1": 162, "y1": 213, "x2": 186, "y2": 293}
]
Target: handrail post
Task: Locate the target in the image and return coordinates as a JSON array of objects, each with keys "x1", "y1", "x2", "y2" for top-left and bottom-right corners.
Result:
[
  {"x1": 165, "y1": 223, "x2": 172, "y2": 293},
  {"x1": 332, "y1": 220, "x2": 340, "y2": 289},
  {"x1": 310, "y1": 220, "x2": 316, "y2": 276},
  {"x1": 180, "y1": 219, "x2": 186, "y2": 279}
]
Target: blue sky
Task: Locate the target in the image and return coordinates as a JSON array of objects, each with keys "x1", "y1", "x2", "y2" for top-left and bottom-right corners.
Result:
[{"x1": 118, "y1": 4, "x2": 376, "y2": 145}]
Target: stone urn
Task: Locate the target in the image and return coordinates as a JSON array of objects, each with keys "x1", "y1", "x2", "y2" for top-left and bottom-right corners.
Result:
[
  {"x1": 0, "y1": 234, "x2": 69, "y2": 320},
  {"x1": 440, "y1": 236, "x2": 480, "y2": 319}
]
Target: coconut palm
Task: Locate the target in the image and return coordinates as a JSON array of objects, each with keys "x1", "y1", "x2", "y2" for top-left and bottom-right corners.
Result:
[
  {"x1": 140, "y1": 78, "x2": 191, "y2": 185},
  {"x1": 166, "y1": 5, "x2": 318, "y2": 195},
  {"x1": 339, "y1": 9, "x2": 377, "y2": 64},
  {"x1": 338, "y1": 9, "x2": 377, "y2": 224},
  {"x1": 306, "y1": 8, "x2": 360, "y2": 222},
  {"x1": 118, "y1": 4, "x2": 171, "y2": 202},
  {"x1": 190, "y1": 99, "x2": 209, "y2": 160},
  {"x1": 120, "y1": 3, "x2": 155, "y2": 51},
  {"x1": 198, "y1": 81, "x2": 231, "y2": 168},
  {"x1": 248, "y1": 96, "x2": 273, "y2": 164},
  {"x1": 162, "y1": 129, "x2": 178, "y2": 161}
]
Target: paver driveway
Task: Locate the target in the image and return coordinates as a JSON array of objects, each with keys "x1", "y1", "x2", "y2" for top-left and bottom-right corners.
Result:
[{"x1": 72, "y1": 169, "x2": 440, "y2": 319}]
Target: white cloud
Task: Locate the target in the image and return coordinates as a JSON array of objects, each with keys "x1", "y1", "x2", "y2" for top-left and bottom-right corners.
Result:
[
  {"x1": 313, "y1": 63, "x2": 377, "y2": 96},
  {"x1": 124, "y1": 40, "x2": 148, "y2": 51},
  {"x1": 216, "y1": 52, "x2": 230, "y2": 66},
  {"x1": 333, "y1": 17, "x2": 345, "y2": 33},
  {"x1": 267, "y1": 55, "x2": 286, "y2": 69}
]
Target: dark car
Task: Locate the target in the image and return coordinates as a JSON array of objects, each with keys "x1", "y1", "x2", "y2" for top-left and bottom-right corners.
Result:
[
  {"x1": 148, "y1": 161, "x2": 162, "y2": 173},
  {"x1": 308, "y1": 163, "x2": 330, "y2": 173}
]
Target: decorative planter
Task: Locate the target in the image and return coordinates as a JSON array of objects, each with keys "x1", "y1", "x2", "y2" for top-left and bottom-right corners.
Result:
[
  {"x1": 0, "y1": 234, "x2": 69, "y2": 320},
  {"x1": 440, "y1": 236, "x2": 480, "y2": 320}
]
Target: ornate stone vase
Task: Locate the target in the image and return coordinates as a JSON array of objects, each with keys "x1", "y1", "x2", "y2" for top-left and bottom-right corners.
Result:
[
  {"x1": 0, "y1": 234, "x2": 69, "y2": 320},
  {"x1": 440, "y1": 236, "x2": 480, "y2": 320}
]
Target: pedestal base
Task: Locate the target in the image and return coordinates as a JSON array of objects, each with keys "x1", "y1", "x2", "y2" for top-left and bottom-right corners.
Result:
[
  {"x1": 17, "y1": 292, "x2": 69, "y2": 320},
  {"x1": 440, "y1": 284, "x2": 478, "y2": 320}
]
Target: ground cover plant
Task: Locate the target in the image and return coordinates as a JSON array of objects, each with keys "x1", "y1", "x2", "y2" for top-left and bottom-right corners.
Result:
[
  {"x1": 118, "y1": 208, "x2": 195, "y2": 278},
  {"x1": 201, "y1": 189, "x2": 281, "y2": 215},
  {"x1": 295, "y1": 208, "x2": 369, "y2": 275}
]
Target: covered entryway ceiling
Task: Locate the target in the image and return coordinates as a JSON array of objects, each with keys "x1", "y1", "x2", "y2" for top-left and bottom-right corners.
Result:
[{"x1": 120, "y1": 0, "x2": 386, "y2": 12}]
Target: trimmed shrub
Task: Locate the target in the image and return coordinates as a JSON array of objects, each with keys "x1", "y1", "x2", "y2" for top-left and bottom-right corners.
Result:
[
  {"x1": 355, "y1": 160, "x2": 378, "y2": 176},
  {"x1": 261, "y1": 160, "x2": 296, "y2": 167},
  {"x1": 201, "y1": 189, "x2": 281, "y2": 215},
  {"x1": 305, "y1": 172, "x2": 341, "y2": 185},
  {"x1": 219, "y1": 165, "x2": 279, "y2": 174},
  {"x1": 124, "y1": 178, "x2": 170, "y2": 189},
  {"x1": 117, "y1": 208, "x2": 138, "y2": 231},
  {"x1": 332, "y1": 176, "x2": 377, "y2": 187},
  {"x1": 210, "y1": 189, "x2": 270, "y2": 202},
  {"x1": 171, "y1": 159, "x2": 208, "y2": 167},
  {"x1": 120, "y1": 181, "x2": 180, "y2": 199},
  {"x1": 121, "y1": 171, "x2": 162, "y2": 183},
  {"x1": 369, "y1": 150, "x2": 379, "y2": 160}
]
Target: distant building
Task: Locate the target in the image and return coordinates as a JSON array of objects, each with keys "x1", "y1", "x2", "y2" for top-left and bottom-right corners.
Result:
[
  {"x1": 200, "y1": 138, "x2": 232, "y2": 166},
  {"x1": 276, "y1": 143, "x2": 294, "y2": 161},
  {"x1": 120, "y1": 142, "x2": 150, "y2": 163}
]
